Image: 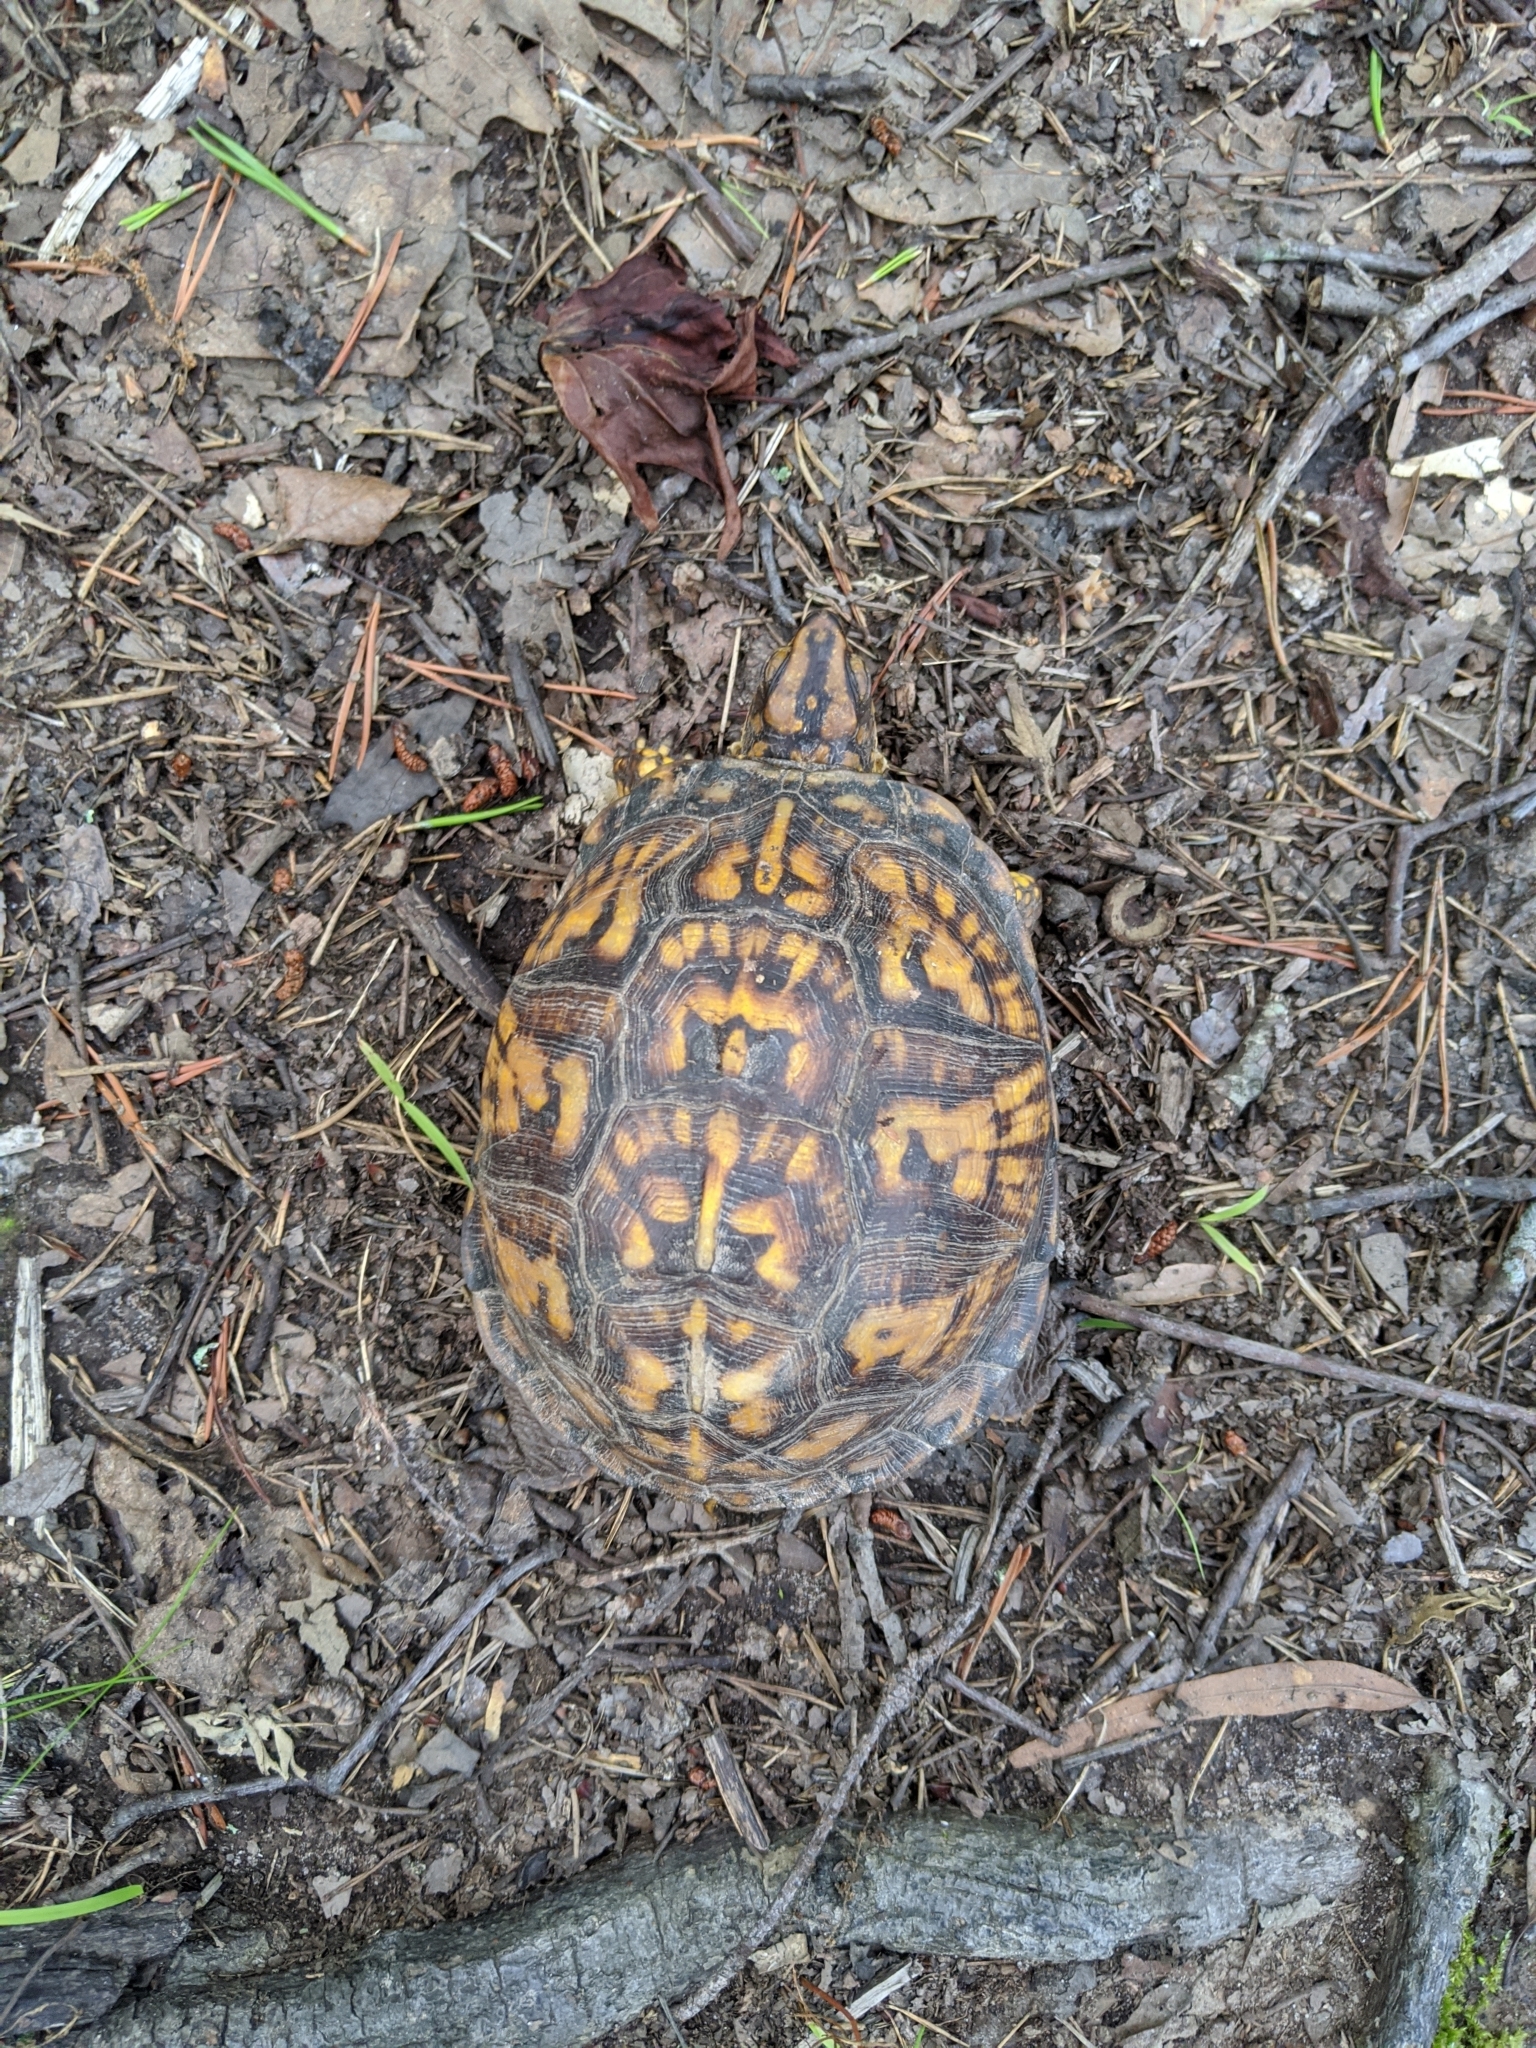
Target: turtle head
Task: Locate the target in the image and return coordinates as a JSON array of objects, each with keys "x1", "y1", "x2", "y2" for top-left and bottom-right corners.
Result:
[{"x1": 738, "y1": 612, "x2": 882, "y2": 772}]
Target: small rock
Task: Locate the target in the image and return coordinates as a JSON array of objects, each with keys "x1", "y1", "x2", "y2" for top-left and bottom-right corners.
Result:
[
  {"x1": 415, "y1": 1726, "x2": 480, "y2": 1777},
  {"x1": 422, "y1": 1844, "x2": 464, "y2": 1896},
  {"x1": 311, "y1": 1870, "x2": 355, "y2": 1919},
  {"x1": 777, "y1": 1529, "x2": 826, "y2": 1575},
  {"x1": 1382, "y1": 1531, "x2": 1424, "y2": 1565},
  {"x1": 1358, "y1": 1231, "x2": 1412, "y2": 1316}
]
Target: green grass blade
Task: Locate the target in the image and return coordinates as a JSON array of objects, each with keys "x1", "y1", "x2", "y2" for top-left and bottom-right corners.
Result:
[
  {"x1": 1199, "y1": 1220, "x2": 1263, "y2": 1284},
  {"x1": 1077, "y1": 1314, "x2": 1131, "y2": 1330},
  {"x1": 1200, "y1": 1186, "x2": 1268, "y2": 1224},
  {"x1": 1369, "y1": 48, "x2": 1388, "y2": 147},
  {"x1": 864, "y1": 244, "x2": 922, "y2": 284},
  {"x1": 1152, "y1": 1477, "x2": 1205, "y2": 1582},
  {"x1": 120, "y1": 186, "x2": 207, "y2": 231},
  {"x1": 0, "y1": 1884, "x2": 144, "y2": 1927},
  {"x1": 401, "y1": 797, "x2": 543, "y2": 832},
  {"x1": 357, "y1": 1038, "x2": 473, "y2": 1186},
  {"x1": 188, "y1": 121, "x2": 368, "y2": 253}
]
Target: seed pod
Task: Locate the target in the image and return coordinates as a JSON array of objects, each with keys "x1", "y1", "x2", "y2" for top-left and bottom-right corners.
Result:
[
  {"x1": 392, "y1": 722, "x2": 428, "y2": 773},
  {"x1": 1135, "y1": 1219, "x2": 1179, "y2": 1265},
  {"x1": 273, "y1": 948, "x2": 306, "y2": 1005}
]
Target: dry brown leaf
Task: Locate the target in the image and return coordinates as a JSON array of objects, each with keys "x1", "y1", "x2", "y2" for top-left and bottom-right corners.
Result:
[
  {"x1": 541, "y1": 243, "x2": 794, "y2": 560},
  {"x1": 263, "y1": 466, "x2": 410, "y2": 549},
  {"x1": 1004, "y1": 288, "x2": 1125, "y2": 360},
  {"x1": 1174, "y1": 0, "x2": 1311, "y2": 44},
  {"x1": 1108, "y1": 1261, "x2": 1247, "y2": 1307},
  {"x1": 1008, "y1": 1659, "x2": 1424, "y2": 1769}
]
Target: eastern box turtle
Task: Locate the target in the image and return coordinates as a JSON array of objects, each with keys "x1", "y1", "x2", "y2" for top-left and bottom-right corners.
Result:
[{"x1": 464, "y1": 615, "x2": 1058, "y2": 1508}]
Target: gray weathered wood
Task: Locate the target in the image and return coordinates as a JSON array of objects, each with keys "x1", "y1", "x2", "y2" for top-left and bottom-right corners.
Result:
[{"x1": 89, "y1": 1806, "x2": 1368, "y2": 2048}]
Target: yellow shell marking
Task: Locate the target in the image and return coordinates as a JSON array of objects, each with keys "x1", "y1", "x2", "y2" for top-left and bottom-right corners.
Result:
[
  {"x1": 695, "y1": 1109, "x2": 742, "y2": 1271},
  {"x1": 843, "y1": 1291, "x2": 956, "y2": 1380},
  {"x1": 493, "y1": 1236, "x2": 573, "y2": 1343},
  {"x1": 754, "y1": 797, "x2": 794, "y2": 896},
  {"x1": 548, "y1": 1055, "x2": 589, "y2": 1157},
  {"x1": 858, "y1": 849, "x2": 1032, "y2": 1036},
  {"x1": 525, "y1": 828, "x2": 696, "y2": 968},
  {"x1": 869, "y1": 1064, "x2": 1050, "y2": 1216},
  {"x1": 620, "y1": 1345, "x2": 671, "y2": 1413}
]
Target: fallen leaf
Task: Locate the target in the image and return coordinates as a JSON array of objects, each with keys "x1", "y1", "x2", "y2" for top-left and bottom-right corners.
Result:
[
  {"x1": 541, "y1": 241, "x2": 795, "y2": 559},
  {"x1": 312, "y1": 1869, "x2": 356, "y2": 1919},
  {"x1": 262, "y1": 465, "x2": 410, "y2": 549},
  {"x1": 1009, "y1": 1659, "x2": 1425, "y2": 1768},
  {"x1": 1391, "y1": 436, "x2": 1504, "y2": 484},
  {"x1": 54, "y1": 821, "x2": 112, "y2": 931},
  {"x1": 1108, "y1": 1261, "x2": 1246, "y2": 1306},
  {"x1": 1281, "y1": 58, "x2": 1332, "y2": 117},
  {"x1": 1386, "y1": 362, "x2": 1449, "y2": 467},
  {"x1": 1, "y1": 87, "x2": 62, "y2": 186},
  {"x1": 1005, "y1": 288, "x2": 1125, "y2": 360},
  {"x1": 0, "y1": 1437, "x2": 94, "y2": 1520},
  {"x1": 43, "y1": 1013, "x2": 91, "y2": 1113},
  {"x1": 849, "y1": 138, "x2": 1074, "y2": 227},
  {"x1": 1175, "y1": 0, "x2": 1311, "y2": 44}
]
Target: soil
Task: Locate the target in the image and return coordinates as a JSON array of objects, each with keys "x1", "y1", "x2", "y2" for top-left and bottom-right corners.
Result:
[{"x1": 3, "y1": 0, "x2": 1536, "y2": 2042}]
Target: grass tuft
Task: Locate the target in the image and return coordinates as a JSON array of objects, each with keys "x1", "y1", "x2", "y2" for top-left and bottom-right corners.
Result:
[{"x1": 357, "y1": 1037, "x2": 473, "y2": 1186}]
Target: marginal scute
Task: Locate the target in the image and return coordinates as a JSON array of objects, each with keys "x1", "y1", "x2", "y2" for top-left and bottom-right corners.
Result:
[{"x1": 468, "y1": 637, "x2": 1058, "y2": 1508}]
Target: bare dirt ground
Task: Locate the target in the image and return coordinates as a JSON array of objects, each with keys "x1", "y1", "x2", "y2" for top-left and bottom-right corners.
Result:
[{"x1": 3, "y1": 0, "x2": 1536, "y2": 2040}]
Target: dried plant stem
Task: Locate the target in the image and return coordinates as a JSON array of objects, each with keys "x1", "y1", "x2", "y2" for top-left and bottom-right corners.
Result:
[
  {"x1": 1060, "y1": 1286, "x2": 1536, "y2": 1429},
  {"x1": 674, "y1": 1379, "x2": 1071, "y2": 2022},
  {"x1": 318, "y1": 227, "x2": 404, "y2": 392},
  {"x1": 1189, "y1": 1446, "x2": 1315, "y2": 1675}
]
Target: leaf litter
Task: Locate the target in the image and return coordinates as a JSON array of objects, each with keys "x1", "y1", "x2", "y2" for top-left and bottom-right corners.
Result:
[{"x1": 3, "y1": 0, "x2": 1536, "y2": 2042}]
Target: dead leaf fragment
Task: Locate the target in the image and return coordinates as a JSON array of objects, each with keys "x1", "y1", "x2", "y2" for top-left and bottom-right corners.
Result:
[
  {"x1": 1108, "y1": 1261, "x2": 1247, "y2": 1307},
  {"x1": 1005, "y1": 288, "x2": 1124, "y2": 360},
  {"x1": 262, "y1": 466, "x2": 410, "y2": 549},
  {"x1": 541, "y1": 242, "x2": 795, "y2": 560},
  {"x1": 1176, "y1": 0, "x2": 1311, "y2": 43},
  {"x1": 54, "y1": 821, "x2": 112, "y2": 931},
  {"x1": 1009, "y1": 1659, "x2": 1424, "y2": 1768}
]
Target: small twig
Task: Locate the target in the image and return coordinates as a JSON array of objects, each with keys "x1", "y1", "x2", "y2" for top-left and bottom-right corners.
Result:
[
  {"x1": 758, "y1": 506, "x2": 789, "y2": 622},
  {"x1": 1383, "y1": 769, "x2": 1536, "y2": 958},
  {"x1": 1058, "y1": 1285, "x2": 1536, "y2": 1430},
  {"x1": 921, "y1": 26, "x2": 1054, "y2": 143},
  {"x1": 674, "y1": 1379, "x2": 1071, "y2": 2021},
  {"x1": 1268, "y1": 1174, "x2": 1536, "y2": 1224},
  {"x1": 1490, "y1": 567, "x2": 1526, "y2": 796},
  {"x1": 508, "y1": 635, "x2": 560, "y2": 773},
  {"x1": 1189, "y1": 1447, "x2": 1315, "y2": 1675},
  {"x1": 67, "y1": 952, "x2": 110, "y2": 1174},
  {"x1": 1055, "y1": 1628, "x2": 1160, "y2": 1730},
  {"x1": 941, "y1": 1669, "x2": 1055, "y2": 1743},
  {"x1": 388, "y1": 887, "x2": 504, "y2": 1022},
  {"x1": 103, "y1": 1545, "x2": 559, "y2": 1841},
  {"x1": 743, "y1": 70, "x2": 882, "y2": 105}
]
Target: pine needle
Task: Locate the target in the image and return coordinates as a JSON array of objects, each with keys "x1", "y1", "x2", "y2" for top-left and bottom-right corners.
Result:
[{"x1": 188, "y1": 120, "x2": 371, "y2": 255}]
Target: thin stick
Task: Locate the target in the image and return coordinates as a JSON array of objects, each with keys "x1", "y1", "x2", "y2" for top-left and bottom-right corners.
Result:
[
  {"x1": 1189, "y1": 1446, "x2": 1314, "y2": 1674},
  {"x1": 1059, "y1": 1286, "x2": 1536, "y2": 1429},
  {"x1": 674, "y1": 1380, "x2": 1071, "y2": 2021},
  {"x1": 356, "y1": 594, "x2": 381, "y2": 768},
  {"x1": 1383, "y1": 769, "x2": 1536, "y2": 957},
  {"x1": 317, "y1": 227, "x2": 404, "y2": 392},
  {"x1": 326, "y1": 617, "x2": 370, "y2": 783},
  {"x1": 1268, "y1": 1173, "x2": 1536, "y2": 1224}
]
